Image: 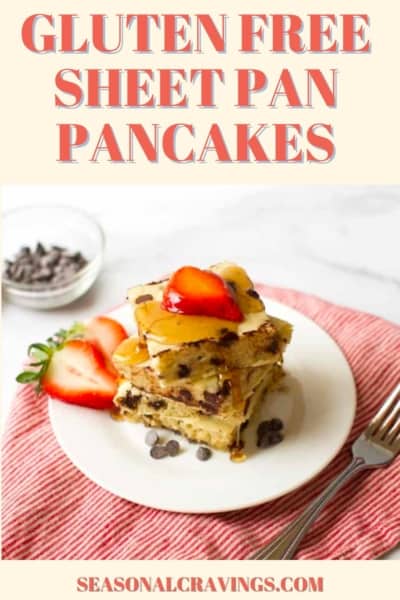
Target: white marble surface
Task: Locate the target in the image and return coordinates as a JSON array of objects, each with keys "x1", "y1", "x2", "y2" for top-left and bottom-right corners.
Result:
[{"x1": 2, "y1": 185, "x2": 399, "y2": 559}]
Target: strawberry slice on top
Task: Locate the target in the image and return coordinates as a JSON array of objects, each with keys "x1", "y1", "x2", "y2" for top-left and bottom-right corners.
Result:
[{"x1": 162, "y1": 266, "x2": 243, "y2": 322}]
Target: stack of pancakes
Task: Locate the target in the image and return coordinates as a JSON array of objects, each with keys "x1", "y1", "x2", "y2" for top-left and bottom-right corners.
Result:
[{"x1": 112, "y1": 263, "x2": 292, "y2": 452}]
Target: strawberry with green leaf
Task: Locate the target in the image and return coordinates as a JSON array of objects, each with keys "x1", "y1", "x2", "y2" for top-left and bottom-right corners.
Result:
[{"x1": 16, "y1": 317, "x2": 128, "y2": 410}]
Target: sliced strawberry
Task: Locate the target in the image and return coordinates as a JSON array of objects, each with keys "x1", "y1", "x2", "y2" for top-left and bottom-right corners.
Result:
[
  {"x1": 42, "y1": 340, "x2": 117, "y2": 409},
  {"x1": 161, "y1": 266, "x2": 243, "y2": 322},
  {"x1": 85, "y1": 316, "x2": 128, "y2": 363}
]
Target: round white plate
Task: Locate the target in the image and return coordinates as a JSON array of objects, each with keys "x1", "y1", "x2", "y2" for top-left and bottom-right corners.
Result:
[{"x1": 49, "y1": 298, "x2": 356, "y2": 513}]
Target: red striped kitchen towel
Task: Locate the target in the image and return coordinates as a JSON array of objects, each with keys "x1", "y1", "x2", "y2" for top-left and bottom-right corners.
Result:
[{"x1": 2, "y1": 286, "x2": 400, "y2": 560}]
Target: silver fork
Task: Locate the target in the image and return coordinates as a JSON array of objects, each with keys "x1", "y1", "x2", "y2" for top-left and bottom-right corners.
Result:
[{"x1": 249, "y1": 382, "x2": 400, "y2": 560}]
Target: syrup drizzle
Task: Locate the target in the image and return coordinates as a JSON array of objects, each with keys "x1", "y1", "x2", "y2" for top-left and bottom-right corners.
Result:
[
  {"x1": 113, "y1": 337, "x2": 150, "y2": 366},
  {"x1": 135, "y1": 301, "x2": 238, "y2": 345},
  {"x1": 230, "y1": 436, "x2": 247, "y2": 462},
  {"x1": 110, "y1": 407, "x2": 124, "y2": 421}
]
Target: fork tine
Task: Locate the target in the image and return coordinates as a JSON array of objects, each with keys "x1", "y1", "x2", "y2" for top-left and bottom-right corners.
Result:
[
  {"x1": 377, "y1": 403, "x2": 400, "y2": 441},
  {"x1": 386, "y1": 418, "x2": 400, "y2": 446},
  {"x1": 366, "y1": 383, "x2": 400, "y2": 437}
]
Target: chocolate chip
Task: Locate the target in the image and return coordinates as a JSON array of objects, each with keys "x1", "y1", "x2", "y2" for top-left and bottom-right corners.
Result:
[
  {"x1": 150, "y1": 445, "x2": 168, "y2": 459},
  {"x1": 23, "y1": 266, "x2": 35, "y2": 282},
  {"x1": 177, "y1": 364, "x2": 190, "y2": 378},
  {"x1": 269, "y1": 418, "x2": 283, "y2": 431},
  {"x1": 147, "y1": 400, "x2": 166, "y2": 410},
  {"x1": 199, "y1": 402, "x2": 218, "y2": 415},
  {"x1": 268, "y1": 431, "x2": 283, "y2": 445},
  {"x1": 218, "y1": 331, "x2": 239, "y2": 346},
  {"x1": 122, "y1": 391, "x2": 141, "y2": 410},
  {"x1": 220, "y1": 379, "x2": 231, "y2": 397},
  {"x1": 40, "y1": 253, "x2": 59, "y2": 268},
  {"x1": 179, "y1": 389, "x2": 193, "y2": 403},
  {"x1": 3, "y1": 242, "x2": 89, "y2": 289},
  {"x1": 257, "y1": 421, "x2": 271, "y2": 437},
  {"x1": 266, "y1": 339, "x2": 279, "y2": 353},
  {"x1": 203, "y1": 391, "x2": 218, "y2": 404},
  {"x1": 210, "y1": 357, "x2": 225, "y2": 366},
  {"x1": 201, "y1": 391, "x2": 222, "y2": 414},
  {"x1": 145, "y1": 430, "x2": 159, "y2": 446},
  {"x1": 196, "y1": 446, "x2": 212, "y2": 461},
  {"x1": 247, "y1": 288, "x2": 260, "y2": 299},
  {"x1": 256, "y1": 423, "x2": 284, "y2": 448},
  {"x1": 257, "y1": 419, "x2": 284, "y2": 437},
  {"x1": 257, "y1": 432, "x2": 271, "y2": 448},
  {"x1": 13, "y1": 266, "x2": 25, "y2": 282},
  {"x1": 35, "y1": 242, "x2": 46, "y2": 256},
  {"x1": 166, "y1": 440, "x2": 180, "y2": 457},
  {"x1": 35, "y1": 268, "x2": 53, "y2": 281},
  {"x1": 135, "y1": 294, "x2": 154, "y2": 304}
]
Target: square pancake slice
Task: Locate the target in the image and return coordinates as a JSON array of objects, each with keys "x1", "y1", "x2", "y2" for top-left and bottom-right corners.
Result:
[
  {"x1": 123, "y1": 262, "x2": 292, "y2": 382},
  {"x1": 113, "y1": 364, "x2": 283, "y2": 451}
]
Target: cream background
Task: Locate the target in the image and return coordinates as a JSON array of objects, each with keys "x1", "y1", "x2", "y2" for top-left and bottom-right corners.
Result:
[
  {"x1": 1, "y1": 1, "x2": 400, "y2": 183},
  {"x1": 1, "y1": 0, "x2": 399, "y2": 591},
  {"x1": 1, "y1": 560, "x2": 400, "y2": 598}
]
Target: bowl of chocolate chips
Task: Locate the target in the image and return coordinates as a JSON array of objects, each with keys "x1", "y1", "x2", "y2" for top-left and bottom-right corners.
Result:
[{"x1": 2, "y1": 206, "x2": 105, "y2": 309}]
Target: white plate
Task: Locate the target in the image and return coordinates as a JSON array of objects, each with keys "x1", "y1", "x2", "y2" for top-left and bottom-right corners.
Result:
[{"x1": 49, "y1": 298, "x2": 356, "y2": 513}]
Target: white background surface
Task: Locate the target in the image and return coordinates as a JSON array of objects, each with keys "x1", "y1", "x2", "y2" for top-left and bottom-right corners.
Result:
[{"x1": 2, "y1": 184, "x2": 400, "y2": 557}]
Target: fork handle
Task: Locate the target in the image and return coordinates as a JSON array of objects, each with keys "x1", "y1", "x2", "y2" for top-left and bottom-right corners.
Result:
[{"x1": 249, "y1": 457, "x2": 367, "y2": 560}]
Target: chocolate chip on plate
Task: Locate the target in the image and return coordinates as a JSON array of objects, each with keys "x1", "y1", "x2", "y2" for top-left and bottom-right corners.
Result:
[
  {"x1": 257, "y1": 432, "x2": 270, "y2": 448},
  {"x1": 166, "y1": 440, "x2": 180, "y2": 457},
  {"x1": 257, "y1": 420, "x2": 271, "y2": 437},
  {"x1": 257, "y1": 418, "x2": 283, "y2": 437},
  {"x1": 268, "y1": 431, "x2": 283, "y2": 445},
  {"x1": 196, "y1": 446, "x2": 212, "y2": 461},
  {"x1": 150, "y1": 445, "x2": 168, "y2": 459},
  {"x1": 257, "y1": 430, "x2": 284, "y2": 449},
  {"x1": 145, "y1": 430, "x2": 159, "y2": 447},
  {"x1": 269, "y1": 418, "x2": 283, "y2": 431}
]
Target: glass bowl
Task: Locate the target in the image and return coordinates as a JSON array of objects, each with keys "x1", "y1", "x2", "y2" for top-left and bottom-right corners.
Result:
[{"x1": 2, "y1": 205, "x2": 105, "y2": 309}]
